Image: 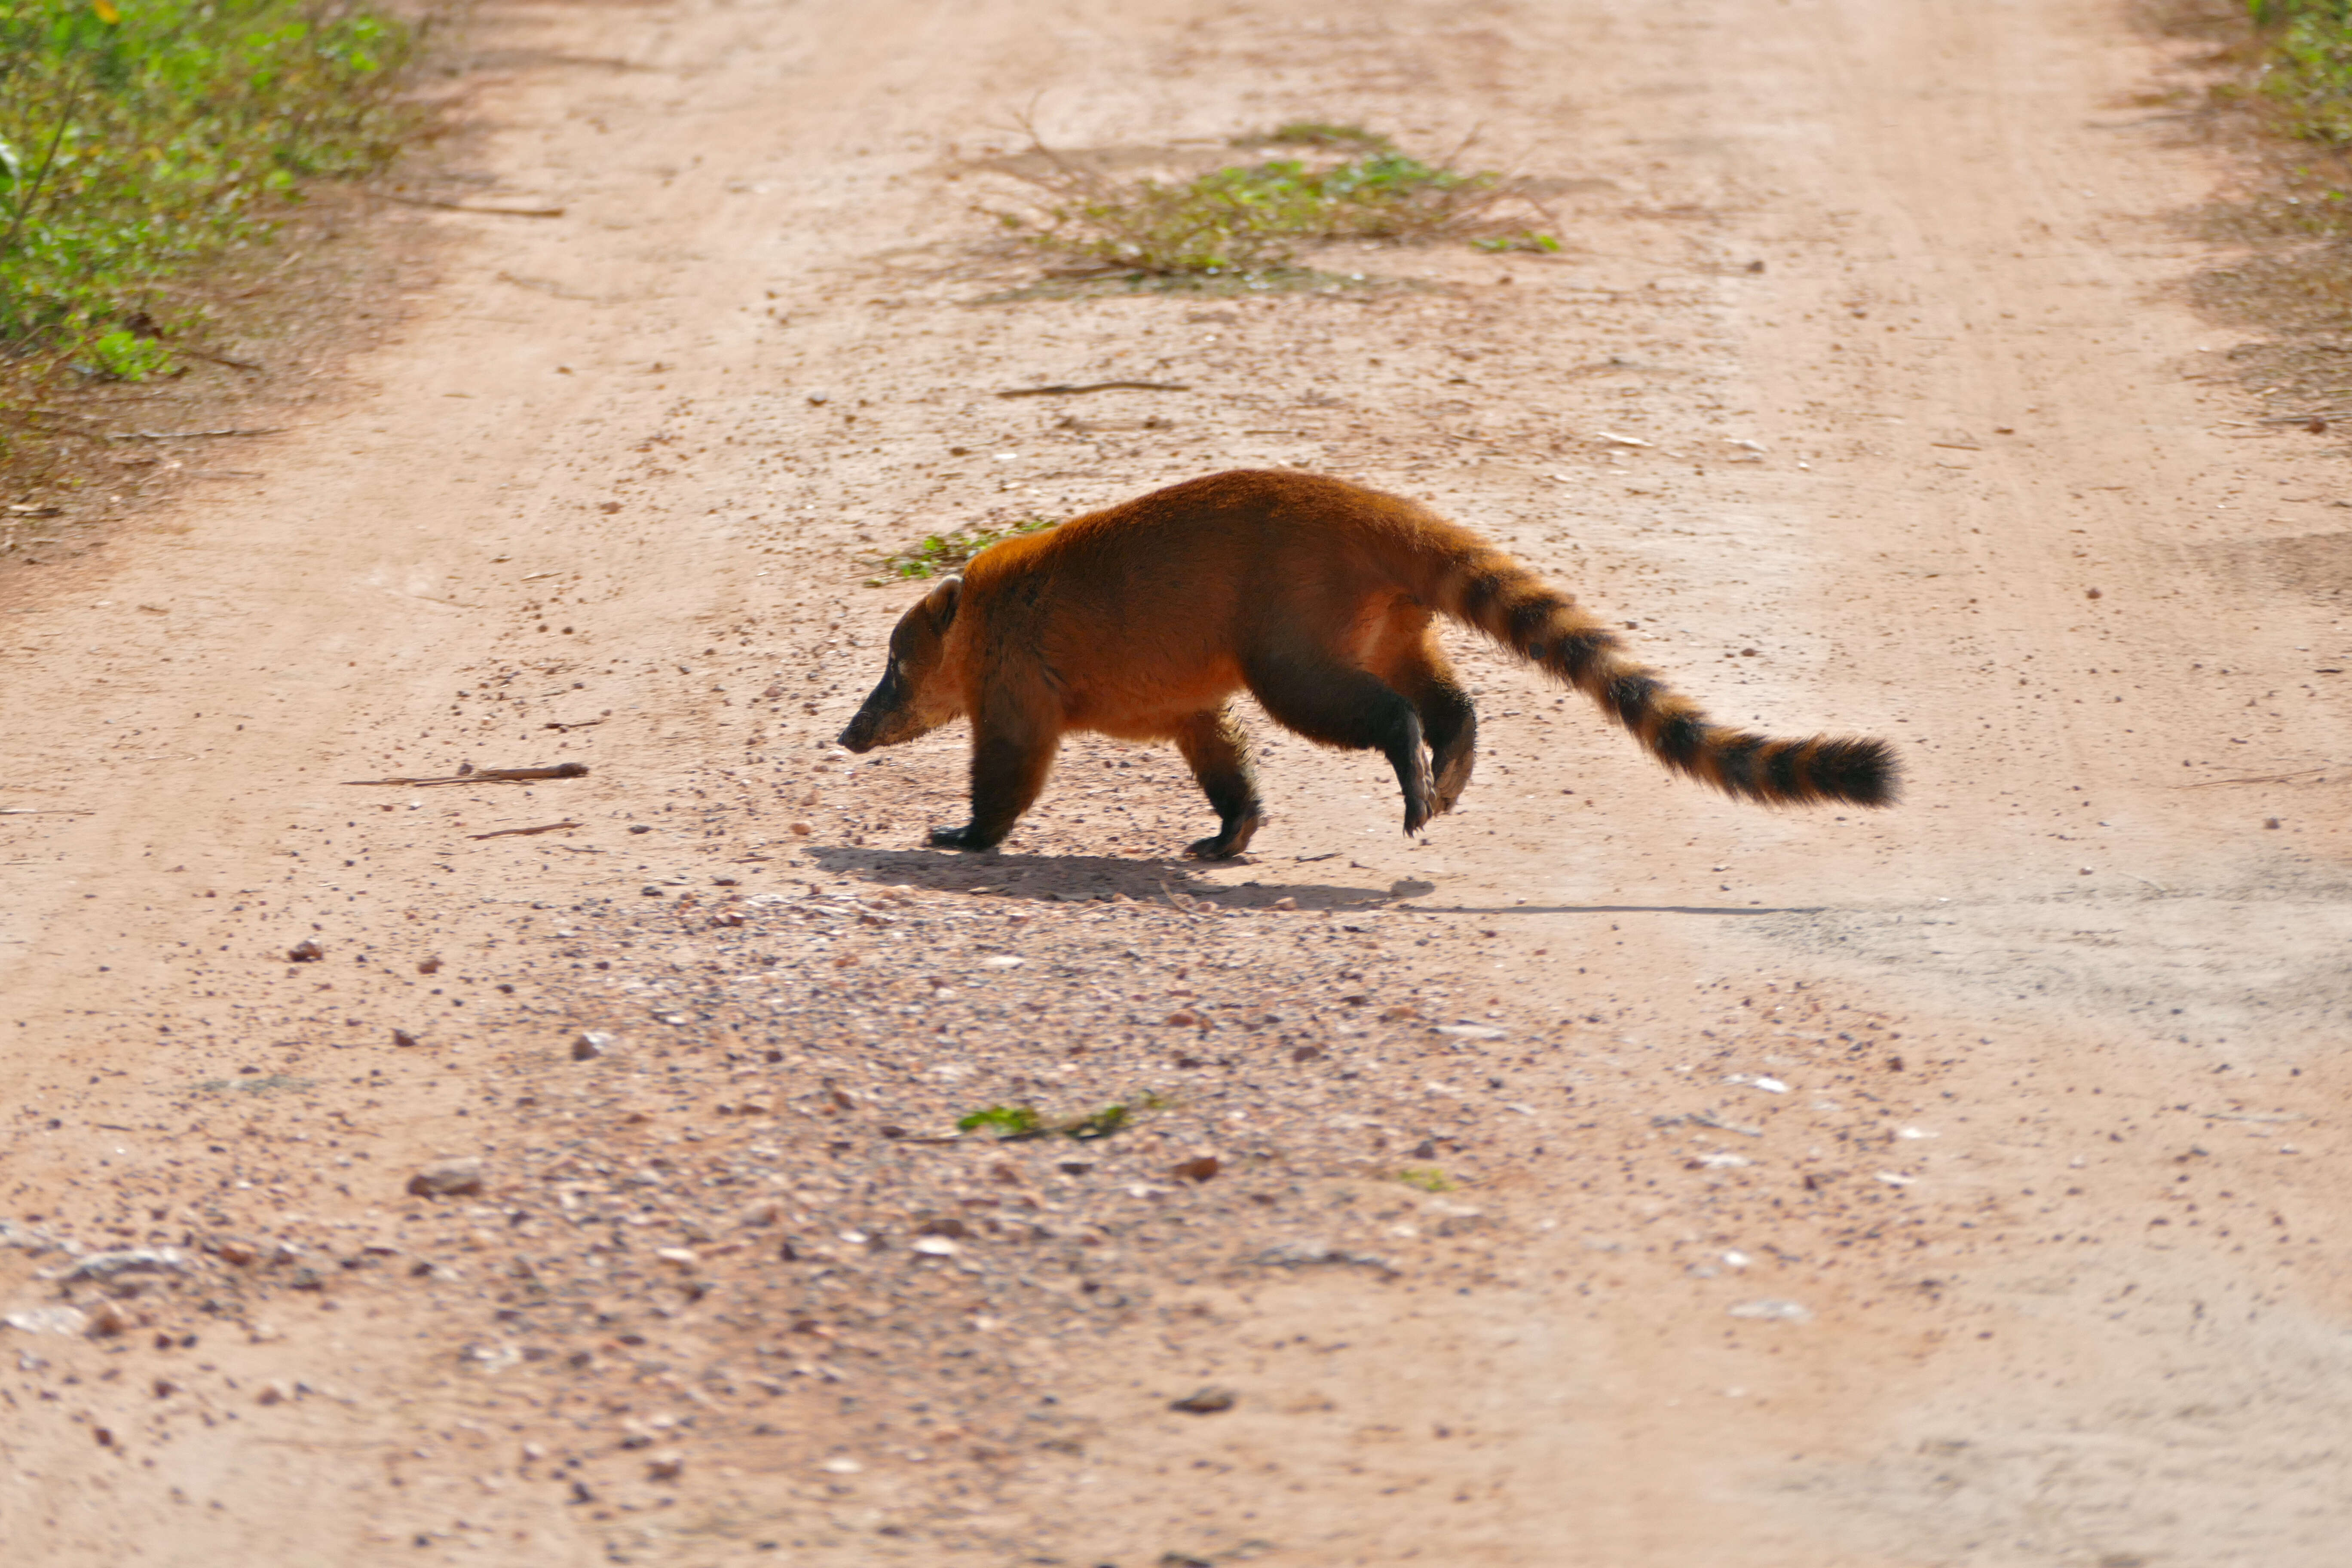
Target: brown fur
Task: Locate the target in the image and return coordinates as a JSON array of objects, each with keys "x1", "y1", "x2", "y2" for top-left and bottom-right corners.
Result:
[{"x1": 838, "y1": 470, "x2": 1897, "y2": 857}]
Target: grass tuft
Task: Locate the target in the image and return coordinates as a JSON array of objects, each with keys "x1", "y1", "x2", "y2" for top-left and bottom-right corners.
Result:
[
  {"x1": 954, "y1": 1099, "x2": 1152, "y2": 1141},
  {"x1": 955, "y1": 1104, "x2": 1044, "y2": 1138},
  {"x1": 867, "y1": 513, "x2": 1057, "y2": 583},
  {"x1": 987, "y1": 123, "x2": 1559, "y2": 282}
]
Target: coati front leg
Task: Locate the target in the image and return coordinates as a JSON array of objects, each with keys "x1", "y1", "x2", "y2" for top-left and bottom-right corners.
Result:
[
  {"x1": 931, "y1": 699, "x2": 1060, "y2": 851},
  {"x1": 1242, "y1": 642, "x2": 1436, "y2": 836},
  {"x1": 1174, "y1": 705, "x2": 1264, "y2": 860}
]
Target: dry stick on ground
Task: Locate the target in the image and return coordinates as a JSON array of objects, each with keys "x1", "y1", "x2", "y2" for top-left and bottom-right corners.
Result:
[
  {"x1": 995, "y1": 381, "x2": 1191, "y2": 398},
  {"x1": 343, "y1": 763, "x2": 590, "y2": 787},
  {"x1": 104, "y1": 428, "x2": 284, "y2": 442},
  {"x1": 377, "y1": 193, "x2": 566, "y2": 218},
  {"x1": 2178, "y1": 766, "x2": 2333, "y2": 788},
  {"x1": 467, "y1": 820, "x2": 582, "y2": 841},
  {"x1": 0, "y1": 808, "x2": 93, "y2": 816},
  {"x1": 180, "y1": 349, "x2": 263, "y2": 373},
  {"x1": 542, "y1": 715, "x2": 609, "y2": 731}
]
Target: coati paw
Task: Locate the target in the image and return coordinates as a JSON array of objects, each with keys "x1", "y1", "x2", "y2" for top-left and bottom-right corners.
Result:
[
  {"x1": 1184, "y1": 812, "x2": 1261, "y2": 861},
  {"x1": 928, "y1": 825, "x2": 996, "y2": 851},
  {"x1": 1431, "y1": 758, "x2": 1474, "y2": 816}
]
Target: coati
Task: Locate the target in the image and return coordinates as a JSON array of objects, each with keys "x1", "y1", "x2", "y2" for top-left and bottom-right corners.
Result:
[{"x1": 837, "y1": 469, "x2": 1895, "y2": 858}]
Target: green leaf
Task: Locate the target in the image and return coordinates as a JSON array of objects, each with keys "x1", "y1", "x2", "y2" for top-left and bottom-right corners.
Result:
[{"x1": 956, "y1": 1104, "x2": 1044, "y2": 1138}]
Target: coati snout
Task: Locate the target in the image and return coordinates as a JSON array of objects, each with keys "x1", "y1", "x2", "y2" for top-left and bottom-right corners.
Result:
[
  {"x1": 837, "y1": 575, "x2": 964, "y2": 753},
  {"x1": 834, "y1": 470, "x2": 1896, "y2": 858}
]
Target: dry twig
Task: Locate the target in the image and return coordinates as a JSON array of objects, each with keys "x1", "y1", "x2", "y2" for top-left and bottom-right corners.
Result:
[
  {"x1": 379, "y1": 193, "x2": 565, "y2": 218},
  {"x1": 343, "y1": 763, "x2": 589, "y2": 787},
  {"x1": 105, "y1": 427, "x2": 283, "y2": 442},
  {"x1": 2177, "y1": 767, "x2": 2331, "y2": 789},
  {"x1": 995, "y1": 381, "x2": 1190, "y2": 398}
]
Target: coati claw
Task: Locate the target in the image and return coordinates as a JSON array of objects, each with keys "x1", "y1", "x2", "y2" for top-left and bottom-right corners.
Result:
[{"x1": 1184, "y1": 810, "x2": 1261, "y2": 861}]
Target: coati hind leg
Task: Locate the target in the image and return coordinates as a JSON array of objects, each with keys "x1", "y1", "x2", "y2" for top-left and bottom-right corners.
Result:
[
  {"x1": 1381, "y1": 634, "x2": 1478, "y2": 816},
  {"x1": 1173, "y1": 706, "x2": 1264, "y2": 860},
  {"x1": 931, "y1": 696, "x2": 1060, "y2": 851},
  {"x1": 1241, "y1": 640, "x2": 1436, "y2": 836}
]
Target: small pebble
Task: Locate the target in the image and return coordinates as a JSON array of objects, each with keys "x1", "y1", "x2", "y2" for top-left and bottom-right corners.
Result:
[
  {"x1": 407, "y1": 1158, "x2": 486, "y2": 1198},
  {"x1": 1170, "y1": 1386, "x2": 1237, "y2": 1415}
]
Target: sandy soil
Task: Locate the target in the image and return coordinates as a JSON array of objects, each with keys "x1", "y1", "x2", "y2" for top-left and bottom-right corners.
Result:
[{"x1": 4, "y1": 0, "x2": 2349, "y2": 1563}]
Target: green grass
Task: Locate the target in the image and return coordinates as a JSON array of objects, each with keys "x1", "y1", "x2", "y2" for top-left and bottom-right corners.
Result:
[
  {"x1": 1390, "y1": 1166, "x2": 1456, "y2": 1193},
  {"x1": 954, "y1": 1099, "x2": 1150, "y2": 1141},
  {"x1": 0, "y1": 0, "x2": 420, "y2": 364},
  {"x1": 955, "y1": 1104, "x2": 1044, "y2": 1138},
  {"x1": 2249, "y1": 0, "x2": 2352, "y2": 142},
  {"x1": 868, "y1": 513, "x2": 1057, "y2": 583},
  {"x1": 992, "y1": 124, "x2": 1557, "y2": 281}
]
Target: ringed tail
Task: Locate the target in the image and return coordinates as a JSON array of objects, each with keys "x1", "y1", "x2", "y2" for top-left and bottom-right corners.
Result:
[{"x1": 1432, "y1": 551, "x2": 1898, "y2": 807}]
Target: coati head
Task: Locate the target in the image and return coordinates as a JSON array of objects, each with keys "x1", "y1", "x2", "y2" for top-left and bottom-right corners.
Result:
[{"x1": 836, "y1": 575, "x2": 964, "y2": 753}]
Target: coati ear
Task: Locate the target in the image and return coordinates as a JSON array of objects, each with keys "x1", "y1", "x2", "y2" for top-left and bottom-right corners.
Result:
[{"x1": 922, "y1": 574, "x2": 962, "y2": 629}]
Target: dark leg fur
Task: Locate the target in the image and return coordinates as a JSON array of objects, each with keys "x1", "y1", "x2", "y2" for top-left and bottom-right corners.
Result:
[
  {"x1": 1396, "y1": 664, "x2": 1477, "y2": 815},
  {"x1": 1174, "y1": 706, "x2": 1264, "y2": 859},
  {"x1": 1243, "y1": 643, "x2": 1436, "y2": 836},
  {"x1": 931, "y1": 704, "x2": 1058, "y2": 851}
]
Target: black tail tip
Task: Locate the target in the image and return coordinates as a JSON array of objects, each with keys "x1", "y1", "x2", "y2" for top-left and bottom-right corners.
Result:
[{"x1": 1817, "y1": 736, "x2": 1899, "y2": 807}]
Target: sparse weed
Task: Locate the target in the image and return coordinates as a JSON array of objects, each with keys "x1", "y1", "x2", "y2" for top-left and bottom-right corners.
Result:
[
  {"x1": 1391, "y1": 1166, "x2": 1456, "y2": 1193},
  {"x1": 955, "y1": 1103, "x2": 1044, "y2": 1137},
  {"x1": 987, "y1": 122, "x2": 1559, "y2": 282},
  {"x1": 955, "y1": 1099, "x2": 1151, "y2": 1141},
  {"x1": 869, "y1": 513, "x2": 1057, "y2": 583},
  {"x1": 1472, "y1": 231, "x2": 1562, "y2": 253},
  {"x1": 83, "y1": 326, "x2": 172, "y2": 380},
  {"x1": 1063, "y1": 1103, "x2": 1128, "y2": 1140}
]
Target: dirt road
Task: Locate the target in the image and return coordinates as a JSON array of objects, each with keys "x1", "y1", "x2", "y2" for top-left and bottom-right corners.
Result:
[{"x1": 4, "y1": 0, "x2": 2348, "y2": 1563}]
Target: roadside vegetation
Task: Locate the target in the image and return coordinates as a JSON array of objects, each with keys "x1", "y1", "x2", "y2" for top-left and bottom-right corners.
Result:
[
  {"x1": 2163, "y1": 2, "x2": 2352, "y2": 419},
  {"x1": 1, "y1": 0, "x2": 424, "y2": 489},
  {"x1": 2248, "y1": 0, "x2": 2352, "y2": 143},
  {"x1": 869, "y1": 511, "x2": 1057, "y2": 583},
  {"x1": 989, "y1": 120, "x2": 1560, "y2": 288}
]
